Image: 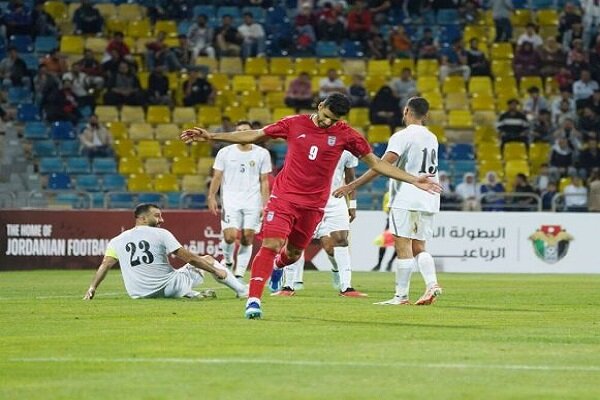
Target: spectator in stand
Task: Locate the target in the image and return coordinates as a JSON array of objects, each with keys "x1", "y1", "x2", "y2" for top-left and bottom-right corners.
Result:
[
  {"x1": 585, "y1": 88, "x2": 600, "y2": 115},
  {"x1": 564, "y1": 175, "x2": 588, "y2": 211},
  {"x1": 389, "y1": 67, "x2": 417, "y2": 108},
  {"x1": 578, "y1": 107, "x2": 600, "y2": 135},
  {"x1": 559, "y1": 2, "x2": 582, "y2": 42},
  {"x1": 541, "y1": 181, "x2": 558, "y2": 210},
  {"x1": 439, "y1": 38, "x2": 470, "y2": 81},
  {"x1": 389, "y1": 25, "x2": 412, "y2": 59},
  {"x1": 368, "y1": 0, "x2": 392, "y2": 24},
  {"x1": 295, "y1": 3, "x2": 318, "y2": 39},
  {"x1": 438, "y1": 171, "x2": 461, "y2": 210},
  {"x1": 369, "y1": 86, "x2": 402, "y2": 129},
  {"x1": 460, "y1": 0, "x2": 481, "y2": 24},
  {"x1": 43, "y1": 78, "x2": 80, "y2": 124},
  {"x1": 62, "y1": 63, "x2": 94, "y2": 109},
  {"x1": 79, "y1": 114, "x2": 113, "y2": 159},
  {"x1": 147, "y1": 66, "x2": 172, "y2": 106},
  {"x1": 550, "y1": 136, "x2": 576, "y2": 177},
  {"x1": 582, "y1": 0, "x2": 600, "y2": 48},
  {"x1": 0, "y1": 46, "x2": 29, "y2": 88},
  {"x1": 539, "y1": 37, "x2": 566, "y2": 78},
  {"x1": 496, "y1": 98, "x2": 529, "y2": 148},
  {"x1": 573, "y1": 69, "x2": 600, "y2": 108},
  {"x1": 188, "y1": 14, "x2": 216, "y2": 59},
  {"x1": 73, "y1": 0, "x2": 104, "y2": 35},
  {"x1": 455, "y1": 172, "x2": 481, "y2": 211},
  {"x1": 103, "y1": 62, "x2": 145, "y2": 106},
  {"x1": 577, "y1": 138, "x2": 600, "y2": 177},
  {"x1": 563, "y1": 22, "x2": 585, "y2": 49},
  {"x1": 102, "y1": 49, "x2": 127, "y2": 79},
  {"x1": 215, "y1": 15, "x2": 243, "y2": 57},
  {"x1": 555, "y1": 66, "x2": 574, "y2": 92},
  {"x1": 513, "y1": 42, "x2": 541, "y2": 79},
  {"x1": 349, "y1": 74, "x2": 370, "y2": 107},
  {"x1": 551, "y1": 89, "x2": 577, "y2": 125},
  {"x1": 183, "y1": 68, "x2": 214, "y2": 107},
  {"x1": 416, "y1": 28, "x2": 439, "y2": 59},
  {"x1": 367, "y1": 32, "x2": 389, "y2": 59},
  {"x1": 105, "y1": 32, "x2": 132, "y2": 62},
  {"x1": 317, "y1": 3, "x2": 348, "y2": 43},
  {"x1": 491, "y1": 0, "x2": 513, "y2": 42},
  {"x1": 531, "y1": 110, "x2": 555, "y2": 142},
  {"x1": 347, "y1": 0, "x2": 372, "y2": 41},
  {"x1": 161, "y1": 0, "x2": 190, "y2": 21},
  {"x1": 589, "y1": 34, "x2": 600, "y2": 82},
  {"x1": 588, "y1": 169, "x2": 600, "y2": 211},
  {"x1": 517, "y1": 23, "x2": 543, "y2": 48},
  {"x1": 553, "y1": 118, "x2": 583, "y2": 153},
  {"x1": 512, "y1": 173, "x2": 537, "y2": 211},
  {"x1": 41, "y1": 48, "x2": 68, "y2": 76},
  {"x1": 566, "y1": 38, "x2": 589, "y2": 69},
  {"x1": 31, "y1": 0, "x2": 57, "y2": 37},
  {"x1": 284, "y1": 72, "x2": 314, "y2": 109},
  {"x1": 238, "y1": 12, "x2": 266, "y2": 58},
  {"x1": 466, "y1": 37, "x2": 491, "y2": 76},
  {"x1": 479, "y1": 171, "x2": 505, "y2": 211},
  {"x1": 318, "y1": 68, "x2": 347, "y2": 100},
  {"x1": 171, "y1": 34, "x2": 193, "y2": 71},
  {"x1": 75, "y1": 49, "x2": 104, "y2": 89},
  {"x1": 145, "y1": 31, "x2": 181, "y2": 71},
  {"x1": 402, "y1": 0, "x2": 424, "y2": 24},
  {"x1": 33, "y1": 64, "x2": 59, "y2": 104},
  {"x1": 3, "y1": 0, "x2": 32, "y2": 37},
  {"x1": 523, "y1": 86, "x2": 549, "y2": 122},
  {"x1": 534, "y1": 163, "x2": 552, "y2": 192}
]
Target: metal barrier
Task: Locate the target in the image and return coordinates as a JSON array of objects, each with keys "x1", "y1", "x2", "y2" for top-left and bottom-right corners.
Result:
[
  {"x1": 479, "y1": 192, "x2": 542, "y2": 212},
  {"x1": 0, "y1": 191, "x2": 16, "y2": 208},
  {"x1": 551, "y1": 193, "x2": 589, "y2": 212},
  {"x1": 27, "y1": 190, "x2": 93, "y2": 209}
]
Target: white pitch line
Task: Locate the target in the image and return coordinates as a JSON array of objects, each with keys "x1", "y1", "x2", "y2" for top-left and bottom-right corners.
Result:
[{"x1": 8, "y1": 357, "x2": 600, "y2": 373}]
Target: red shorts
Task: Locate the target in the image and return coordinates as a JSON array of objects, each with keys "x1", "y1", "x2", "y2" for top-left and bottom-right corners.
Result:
[{"x1": 260, "y1": 196, "x2": 324, "y2": 250}]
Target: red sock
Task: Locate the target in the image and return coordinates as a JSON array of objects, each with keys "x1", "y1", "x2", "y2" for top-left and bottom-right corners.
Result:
[
  {"x1": 249, "y1": 247, "x2": 277, "y2": 299},
  {"x1": 274, "y1": 248, "x2": 293, "y2": 268}
]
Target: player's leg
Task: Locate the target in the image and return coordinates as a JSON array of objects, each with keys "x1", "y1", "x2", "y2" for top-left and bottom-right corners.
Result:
[
  {"x1": 195, "y1": 256, "x2": 248, "y2": 298},
  {"x1": 319, "y1": 235, "x2": 340, "y2": 289},
  {"x1": 220, "y1": 207, "x2": 241, "y2": 269},
  {"x1": 235, "y1": 228, "x2": 255, "y2": 280},
  {"x1": 270, "y1": 241, "x2": 303, "y2": 292},
  {"x1": 272, "y1": 253, "x2": 302, "y2": 296},
  {"x1": 412, "y1": 213, "x2": 442, "y2": 305},
  {"x1": 293, "y1": 252, "x2": 305, "y2": 289}
]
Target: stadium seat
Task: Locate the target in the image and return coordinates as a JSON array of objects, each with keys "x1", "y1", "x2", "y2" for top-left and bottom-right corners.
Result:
[
  {"x1": 190, "y1": 142, "x2": 212, "y2": 159},
  {"x1": 104, "y1": 122, "x2": 126, "y2": 141},
  {"x1": 118, "y1": 4, "x2": 145, "y2": 21},
  {"x1": 103, "y1": 174, "x2": 127, "y2": 192},
  {"x1": 245, "y1": 57, "x2": 269, "y2": 76},
  {"x1": 428, "y1": 110, "x2": 448, "y2": 126},
  {"x1": 120, "y1": 106, "x2": 145, "y2": 124},
  {"x1": 197, "y1": 157, "x2": 216, "y2": 173},
  {"x1": 478, "y1": 159, "x2": 504, "y2": 181},
  {"x1": 269, "y1": 58, "x2": 294, "y2": 75},
  {"x1": 34, "y1": 36, "x2": 58, "y2": 54},
  {"x1": 147, "y1": 106, "x2": 171, "y2": 124},
  {"x1": 442, "y1": 77, "x2": 466, "y2": 94},
  {"x1": 50, "y1": 121, "x2": 76, "y2": 140},
  {"x1": 180, "y1": 193, "x2": 207, "y2": 209},
  {"x1": 144, "y1": 157, "x2": 171, "y2": 175},
  {"x1": 58, "y1": 140, "x2": 80, "y2": 157},
  {"x1": 265, "y1": 92, "x2": 286, "y2": 108},
  {"x1": 76, "y1": 174, "x2": 101, "y2": 192},
  {"x1": 471, "y1": 94, "x2": 497, "y2": 111},
  {"x1": 136, "y1": 140, "x2": 162, "y2": 159},
  {"x1": 17, "y1": 103, "x2": 41, "y2": 122},
  {"x1": 155, "y1": 20, "x2": 177, "y2": 37},
  {"x1": 43, "y1": 1, "x2": 68, "y2": 22},
  {"x1": 163, "y1": 140, "x2": 189, "y2": 159},
  {"x1": 367, "y1": 125, "x2": 391, "y2": 143},
  {"x1": 495, "y1": 76, "x2": 519, "y2": 98},
  {"x1": 428, "y1": 125, "x2": 447, "y2": 144},
  {"x1": 474, "y1": 126, "x2": 499, "y2": 144},
  {"x1": 33, "y1": 140, "x2": 58, "y2": 158},
  {"x1": 365, "y1": 75, "x2": 388, "y2": 94},
  {"x1": 449, "y1": 144, "x2": 475, "y2": 160},
  {"x1": 342, "y1": 60, "x2": 366, "y2": 77},
  {"x1": 9, "y1": 35, "x2": 33, "y2": 53},
  {"x1": 105, "y1": 192, "x2": 135, "y2": 209},
  {"x1": 339, "y1": 40, "x2": 364, "y2": 58},
  {"x1": 197, "y1": 106, "x2": 223, "y2": 126},
  {"x1": 223, "y1": 106, "x2": 247, "y2": 122},
  {"x1": 7, "y1": 87, "x2": 32, "y2": 105},
  {"x1": 220, "y1": 57, "x2": 243, "y2": 74},
  {"x1": 272, "y1": 107, "x2": 295, "y2": 121},
  {"x1": 155, "y1": 174, "x2": 179, "y2": 192},
  {"x1": 511, "y1": 9, "x2": 533, "y2": 26},
  {"x1": 417, "y1": 76, "x2": 439, "y2": 94},
  {"x1": 529, "y1": 142, "x2": 550, "y2": 166},
  {"x1": 258, "y1": 76, "x2": 283, "y2": 92},
  {"x1": 348, "y1": 108, "x2": 369, "y2": 128},
  {"x1": 437, "y1": 8, "x2": 460, "y2": 25},
  {"x1": 118, "y1": 157, "x2": 144, "y2": 175},
  {"x1": 316, "y1": 41, "x2": 339, "y2": 57},
  {"x1": 207, "y1": 73, "x2": 229, "y2": 91},
  {"x1": 60, "y1": 35, "x2": 84, "y2": 54},
  {"x1": 248, "y1": 107, "x2": 272, "y2": 124},
  {"x1": 39, "y1": 157, "x2": 64, "y2": 174},
  {"x1": 468, "y1": 77, "x2": 493, "y2": 95},
  {"x1": 239, "y1": 91, "x2": 263, "y2": 108},
  {"x1": 416, "y1": 59, "x2": 439, "y2": 76},
  {"x1": 504, "y1": 160, "x2": 530, "y2": 183},
  {"x1": 96, "y1": 106, "x2": 120, "y2": 123},
  {"x1": 424, "y1": 91, "x2": 443, "y2": 110},
  {"x1": 24, "y1": 122, "x2": 48, "y2": 140},
  {"x1": 114, "y1": 139, "x2": 136, "y2": 158},
  {"x1": 537, "y1": 9, "x2": 558, "y2": 26},
  {"x1": 392, "y1": 58, "x2": 415, "y2": 75},
  {"x1": 85, "y1": 37, "x2": 108, "y2": 55},
  {"x1": 490, "y1": 43, "x2": 514, "y2": 60},
  {"x1": 445, "y1": 93, "x2": 469, "y2": 110},
  {"x1": 93, "y1": 158, "x2": 118, "y2": 174},
  {"x1": 503, "y1": 142, "x2": 528, "y2": 161},
  {"x1": 294, "y1": 58, "x2": 318, "y2": 75},
  {"x1": 47, "y1": 172, "x2": 72, "y2": 190},
  {"x1": 447, "y1": 110, "x2": 473, "y2": 129},
  {"x1": 129, "y1": 123, "x2": 155, "y2": 141},
  {"x1": 65, "y1": 157, "x2": 91, "y2": 174},
  {"x1": 477, "y1": 142, "x2": 502, "y2": 161},
  {"x1": 559, "y1": 176, "x2": 572, "y2": 192},
  {"x1": 491, "y1": 59, "x2": 514, "y2": 77},
  {"x1": 181, "y1": 175, "x2": 204, "y2": 193},
  {"x1": 152, "y1": 124, "x2": 178, "y2": 142},
  {"x1": 172, "y1": 158, "x2": 197, "y2": 176},
  {"x1": 519, "y1": 76, "x2": 544, "y2": 95},
  {"x1": 128, "y1": 173, "x2": 153, "y2": 192},
  {"x1": 473, "y1": 111, "x2": 498, "y2": 127},
  {"x1": 318, "y1": 58, "x2": 343, "y2": 75},
  {"x1": 368, "y1": 60, "x2": 391, "y2": 77},
  {"x1": 193, "y1": 5, "x2": 216, "y2": 18},
  {"x1": 232, "y1": 75, "x2": 257, "y2": 92}
]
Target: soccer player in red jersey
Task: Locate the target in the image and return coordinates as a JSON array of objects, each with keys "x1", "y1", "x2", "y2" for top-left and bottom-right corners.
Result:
[{"x1": 181, "y1": 93, "x2": 441, "y2": 319}]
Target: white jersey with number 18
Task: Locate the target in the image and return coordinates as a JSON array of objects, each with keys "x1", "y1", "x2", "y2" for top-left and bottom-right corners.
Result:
[
  {"x1": 385, "y1": 124, "x2": 440, "y2": 213},
  {"x1": 105, "y1": 226, "x2": 182, "y2": 298}
]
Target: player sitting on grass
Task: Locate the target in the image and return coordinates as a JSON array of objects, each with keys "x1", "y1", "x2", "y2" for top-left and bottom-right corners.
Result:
[{"x1": 83, "y1": 203, "x2": 248, "y2": 300}]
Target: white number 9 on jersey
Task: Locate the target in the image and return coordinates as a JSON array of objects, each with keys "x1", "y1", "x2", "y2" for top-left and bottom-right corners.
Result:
[{"x1": 308, "y1": 145, "x2": 319, "y2": 160}]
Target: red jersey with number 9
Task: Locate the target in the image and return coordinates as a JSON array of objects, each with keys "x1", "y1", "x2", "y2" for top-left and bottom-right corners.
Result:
[{"x1": 263, "y1": 114, "x2": 372, "y2": 209}]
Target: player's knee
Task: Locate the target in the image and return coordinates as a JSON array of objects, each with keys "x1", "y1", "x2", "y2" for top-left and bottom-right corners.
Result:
[
  {"x1": 262, "y1": 238, "x2": 285, "y2": 253},
  {"x1": 223, "y1": 233, "x2": 236, "y2": 243},
  {"x1": 240, "y1": 233, "x2": 254, "y2": 246}
]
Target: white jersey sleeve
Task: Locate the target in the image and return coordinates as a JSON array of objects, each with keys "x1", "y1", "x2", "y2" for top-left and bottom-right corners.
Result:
[
  {"x1": 259, "y1": 147, "x2": 272, "y2": 175},
  {"x1": 213, "y1": 147, "x2": 227, "y2": 171}
]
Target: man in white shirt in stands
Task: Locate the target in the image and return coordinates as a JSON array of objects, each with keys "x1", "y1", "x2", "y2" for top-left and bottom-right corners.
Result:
[
  {"x1": 319, "y1": 68, "x2": 348, "y2": 101},
  {"x1": 208, "y1": 120, "x2": 271, "y2": 282},
  {"x1": 334, "y1": 97, "x2": 442, "y2": 305},
  {"x1": 83, "y1": 203, "x2": 247, "y2": 300},
  {"x1": 238, "y1": 12, "x2": 266, "y2": 58}
]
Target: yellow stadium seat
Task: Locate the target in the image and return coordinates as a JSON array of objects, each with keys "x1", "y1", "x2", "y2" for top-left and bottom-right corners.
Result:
[
  {"x1": 505, "y1": 160, "x2": 530, "y2": 182},
  {"x1": 128, "y1": 173, "x2": 153, "y2": 192},
  {"x1": 318, "y1": 59, "x2": 343, "y2": 75},
  {"x1": 490, "y1": 43, "x2": 514, "y2": 60},
  {"x1": 127, "y1": 19, "x2": 152, "y2": 38},
  {"x1": 417, "y1": 76, "x2": 439, "y2": 93},
  {"x1": 166, "y1": 72, "x2": 180, "y2": 91},
  {"x1": 172, "y1": 158, "x2": 197, "y2": 175},
  {"x1": 464, "y1": 25, "x2": 487, "y2": 42},
  {"x1": 310, "y1": 76, "x2": 324, "y2": 92},
  {"x1": 545, "y1": 76, "x2": 559, "y2": 96},
  {"x1": 471, "y1": 94, "x2": 497, "y2": 111},
  {"x1": 367, "y1": 60, "x2": 391, "y2": 76},
  {"x1": 163, "y1": 140, "x2": 189, "y2": 159},
  {"x1": 511, "y1": 9, "x2": 532, "y2": 26},
  {"x1": 119, "y1": 156, "x2": 144, "y2": 174},
  {"x1": 442, "y1": 77, "x2": 466, "y2": 94},
  {"x1": 519, "y1": 76, "x2": 544, "y2": 95},
  {"x1": 348, "y1": 108, "x2": 369, "y2": 128},
  {"x1": 197, "y1": 106, "x2": 223, "y2": 126},
  {"x1": 232, "y1": 75, "x2": 257, "y2": 92},
  {"x1": 182, "y1": 174, "x2": 205, "y2": 192},
  {"x1": 539, "y1": 25, "x2": 558, "y2": 40},
  {"x1": 155, "y1": 124, "x2": 181, "y2": 142},
  {"x1": 294, "y1": 58, "x2": 318, "y2": 75},
  {"x1": 114, "y1": 139, "x2": 136, "y2": 157},
  {"x1": 107, "y1": 121, "x2": 128, "y2": 140},
  {"x1": 95, "y1": 106, "x2": 119, "y2": 123},
  {"x1": 445, "y1": 92, "x2": 469, "y2": 110},
  {"x1": 266, "y1": 92, "x2": 286, "y2": 108},
  {"x1": 424, "y1": 91, "x2": 443, "y2": 110},
  {"x1": 120, "y1": 106, "x2": 145, "y2": 124},
  {"x1": 129, "y1": 123, "x2": 154, "y2": 141},
  {"x1": 258, "y1": 76, "x2": 283, "y2": 92},
  {"x1": 477, "y1": 142, "x2": 502, "y2": 161},
  {"x1": 478, "y1": 159, "x2": 504, "y2": 180},
  {"x1": 529, "y1": 142, "x2": 551, "y2": 166},
  {"x1": 342, "y1": 60, "x2": 366, "y2": 76},
  {"x1": 428, "y1": 110, "x2": 447, "y2": 126},
  {"x1": 365, "y1": 75, "x2": 388, "y2": 94},
  {"x1": 468, "y1": 76, "x2": 493, "y2": 95},
  {"x1": 367, "y1": 125, "x2": 392, "y2": 143},
  {"x1": 416, "y1": 59, "x2": 439, "y2": 76},
  {"x1": 220, "y1": 57, "x2": 243, "y2": 74},
  {"x1": 245, "y1": 57, "x2": 269, "y2": 76},
  {"x1": 106, "y1": 18, "x2": 127, "y2": 34},
  {"x1": 495, "y1": 76, "x2": 519, "y2": 97},
  {"x1": 134, "y1": 37, "x2": 153, "y2": 55},
  {"x1": 248, "y1": 107, "x2": 272, "y2": 125},
  {"x1": 270, "y1": 58, "x2": 294, "y2": 75},
  {"x1": 447, "y1": 110, "x2": 473, "y2": 129},
  {"x1": 147, "y1": 106, "x2": 171, "y2": 124},
  {"x1": 207, "y1": 73, "x2": 230, "y2": 91},
  {"x1": 144, "y1": 157, "x2": 170, "y2": 175},
  {"x1": 272, "y1": 107, "x2": 295, "y2": 121},
  {"x1": 136, "y1": 71, "x2": 149, "y2": 89},
  {"x1": 95, "y1": 3, "x2": 116, "y2": 19},
  {"x1": 85, "y1": 37, "x2": 108, "y2": 55},
  {"x1": 172, "y1": 107, "x2": 195, "y2": 125},
  {"x1": 392, "y1": 58, "x2": 415, "y2": 75},
  {"x1": 118, "y1": 3, "x2": 145, "y2": 21},
  {"x1": 223, "y1": 105, "x2": 247, "y2": 122},
  {"x1": 60, "y1": 35, "x2": 84, "y2": 54},
  {"x1": 473, "y1": 111, "x2": 497, "y2": 127},
  {"x1": 190, "y1": 142, "x2": 212, "y2": 158},
  {"x1": 136, "y1": 140, "x2": 162, "y2": 159},
  {"x1": 474, "y1": 126, "x2": 498, "y2": 144},
  {"x1": 44, "y1": 1, "x2": 68, "y2": 22},
  {"x1": 559, "y1": 177, "x2": 572, "y2": 192},
  {"x1": 155, "y1": 20, "x2": 177, "y2": 37},
  {"x1": 197, "y1": 157, "x2": 216, "y2": 173},
  {"x1": 428, "y1": 125, "x2": 447, "y2": 144},
  {"x1": 196, "y1": 57, "x2": 218, "y2": 73},
  {"x1": 491, "y1": 59, "x2": 514, "y2": 77},
  {"x1": 214, "y1": 89, "x2": 237, "y2": 108}
]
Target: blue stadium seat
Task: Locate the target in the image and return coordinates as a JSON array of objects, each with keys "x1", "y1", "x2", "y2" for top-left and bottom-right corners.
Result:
[
  {"x1": 438, "y1": 143, "x2": 448, "y2": 160},
  {"x1": 106, "y1": 193, "x2": 135, "y2": 209},
  {"x1": 372, "y1": 143, "x2": 387, "y2": 157},
  {"x1": 19, "y1": 53, "x2": 39, "y2": 72},
  {"x1": 76, "y1": 174, "x2": 101, "y2": 192},
  {"x1": 34, "y1": 36, "x2": 58, "y2": 53},
  {"x1": 33, "y1": 141, "x2": 57, "y2": 157},
  {"x1": 24, "y1": 122, "x2": 48, "y2": 140},
  {"x1": 181, "y1": 193, "x2": 207, "y2": 209},
  {"x1": 531, "y1": 0, "x2": 557, "y2": 9},
  {"x1": 17, "y1": 103, "x2": 41, "y2": 122},
  {"x1": 65, "y1": 157, "x2": 91, "y2": 174},
  {"x1": 7, "y1": 87, "x2": 33, "y2": 105},
  {"x1": 242, "y1": 6, "x2": 265, "y2": 23},
  {"x1": 438, "y1": 25, "x2": 462, "y2": 46},
  {"x1": 55, "y1": 192, "x2": 88, "y2": 208},
  {"x1": 452, "y1": 160, "x2": 477, "y2": 176},
  {"x1": 372, "y1": 177, "x2": 388, "y2": 191},
  {"x1": 47, "y1": 173, "x2": 72, "y2": 190},
  {"x1": 265, "y1": 6, "x2": 287, "y2": 26},
  {"x1": 316, "y1": 41, "x2": 339, "y2": 57},
  {"x1": 217, "y1": 6, "x2": 240, "y2": 20},
  {"x1": 102, "y1": 174, "x2": 127, "y2": 192},
  {"x1": 193, "y1": 5, "x2": 215, "y2": 18},
  {"x1": 449, "y1": 144, "x2": 475, "y2": 161},
  {"x1": 58, "y1": 140, "x2": 80, "y2": 157},
  {"x1": 137, "y1": 192, "x2": 164, "y2": 204},
  {"x1": 438, "y1": 158, "x2": 450, "y2": 172},
  {"x1": 93, "y1": 158, "x2": 118, "y2": 174},
  {"x1": 50, "y1": 121, "x2": 76, "y2": 140},
  {"x1": 355, "y1": 163, "x2": 370, "y2": 176},
  {"x1": 436, "y1": 9, "x2": 460, "y2": 25},
  {"x1": 9, "y1": 35, "x2": 33, "y2": 52},
  {"x1": 340, "y1": 40, "x2": 364, "y2": 58},
  {"x1": 166, "y1": 192, "x2": 181, "y2": 208},
  {"x1": 356, "y1": 192, "x2": 375, "y2": 209},
  {"x1": 177, "y1": 20, "x2": 192, "y2": 35}
]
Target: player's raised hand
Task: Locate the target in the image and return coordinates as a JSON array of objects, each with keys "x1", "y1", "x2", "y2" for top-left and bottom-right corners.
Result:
[
  {"x1": 333, "y1": 184, "x2": 355, "y2": 198},
  {"x1": 207, "y1": 196, "x2": 219, "y2": 216},
  {"x1": 180, "y1": 127, "x2": 210, "y2": 144},
  {"x1": 415, "y1": 175, "x2": 443, "y2": 194},
  {"x1": 83, "y1": 287, "x2": 95, "y2": 300}
]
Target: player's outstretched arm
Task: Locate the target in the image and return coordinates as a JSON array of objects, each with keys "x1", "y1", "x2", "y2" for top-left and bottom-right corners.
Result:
[
  {"x1": 173, "y1": 247, "x2": 227, "y2": 279},
  {"x1": 362, "y1": 153, "x2": 442, "y2": 194},
  {"x1": 333, "y1": 152, "x2": 399, "y2": 198},
  {"x1": 180, "y1": 128, "x2": 268, "y2": 145},
  {"x1": 83, "y1": 256, "x2": 118, "y2": 300}
]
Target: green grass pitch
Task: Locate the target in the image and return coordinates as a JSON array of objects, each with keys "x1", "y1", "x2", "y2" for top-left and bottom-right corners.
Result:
[{"x1": 1, "y1": 270, "x2": 599, "y2": 400}]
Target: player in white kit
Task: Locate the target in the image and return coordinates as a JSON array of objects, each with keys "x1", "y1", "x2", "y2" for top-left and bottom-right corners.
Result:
[
  {"x1": 83, "y1": 203, "x2": 248, "y2": 300},
  {"x1": 208, "y1": 120, "x2": 272, "y2": 281},
  {"x1": 271, "y1": 150, "x2": 367, "y2": 297},
  {"x1": 334, "y1": 97, "x2": 442, "y2": 305}
]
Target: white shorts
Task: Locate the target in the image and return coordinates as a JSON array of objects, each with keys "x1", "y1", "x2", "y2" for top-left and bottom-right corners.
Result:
[
  {"x1": 388, "y1": 208, "x2": 435, "y2": 241},
  {"x1": 162, "y1": 265, "x2": 204, "y2": 298},
  {"x1": 314, "y1": 200, "x2": 350, "y2": 239},
  {"x1": 221, "y1": 207, "x2": 262, "y2": 231}
]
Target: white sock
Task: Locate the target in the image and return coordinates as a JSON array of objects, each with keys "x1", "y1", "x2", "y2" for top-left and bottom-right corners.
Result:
[
  {"x1": 283, "y1": 261, "x2": 297, "y2": 288},
  {"x1": 416, "y1": 252, "x2": 438, "y2": 289},
  {"x1": 212, "y1": 260, "x2": 247, "y2": 296},
  {"x1": 220, "y1": 240, "x2": 234, "y2": 264},
  {"x1": 394, "y1": 258, "x2": 414, "y2": 299},
  {"x1": 334, "y1": 246, "x2": 352, "y2": 291},
  {"x1": 183, "y1": 263, "x2": 204, "y2": 286},
  {"x1": 294, "y1": 253, "x2": 305, "y2": 284},
  {"x1": 327, "y1": 254, "x2": 338, "y2": 271},
  {"x1": 235, "y1": 244, "x2": 253, "y2": 277}
]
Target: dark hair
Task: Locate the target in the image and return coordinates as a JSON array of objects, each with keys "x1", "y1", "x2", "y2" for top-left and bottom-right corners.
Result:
[
  {"x1": 243, "y1": 12, "x2": 253, "y2": 18},
  {"x1": 406, "y1": 97, "x2": 430, "y2": 118},
  {"x1": 134, "y1": 203, "x2": 160, "y2": 218},
  {"x1": 236, "y1": 120, "x2": 251, "y2": 128},
  {"x1": 323, "y1": 93, "x2": 351, "y2": 117},
  {"x1": 527, "y1": 86, "x2": 540, "y2": 93},
  {"x1": 114, "y1": 31, "x2": 124, "y2": 38}
]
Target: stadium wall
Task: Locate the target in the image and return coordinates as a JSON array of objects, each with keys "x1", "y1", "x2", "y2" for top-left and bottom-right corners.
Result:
[{"x1": 1, "y1": 210, "x2": 598, "y2": 273}]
